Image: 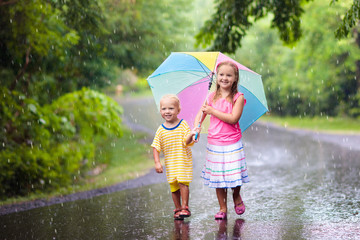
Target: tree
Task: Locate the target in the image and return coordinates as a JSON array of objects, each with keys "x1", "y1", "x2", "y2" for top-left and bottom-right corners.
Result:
[
  {"x1": 334, "y1": 0, "x2": 360, "y2": 39},
  {"x1": 103, "y1": 0, "x2": 193, "y2": 75},
  {"x1": 235, "y1": 1, "x2": 360, "y2": 117},
  {"x1": 0, "y1": 0, "x2": 108, "y2": 103},
  {"x1": 0, "y1": 0, "x2": 196, "y2": 197},
  {"x1": 195, "y1": 0, "x2": 360, "y2": 54}
]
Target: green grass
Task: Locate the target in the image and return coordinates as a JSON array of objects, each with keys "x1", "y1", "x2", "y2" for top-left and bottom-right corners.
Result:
[
  {"x1": 88, "y1": 128, "x2": 154, "y2": 188},
  {"x1": 0, "y1": 128, "x2": 154, "y2": 206},
  {"x1": 261, "y1": 115, "x2": 360, "y2": 134}
]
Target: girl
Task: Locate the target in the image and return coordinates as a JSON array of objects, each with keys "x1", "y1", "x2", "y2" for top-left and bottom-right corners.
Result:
[{"x1": 194, "y1": 61, "x2": 249, "y2": 220}]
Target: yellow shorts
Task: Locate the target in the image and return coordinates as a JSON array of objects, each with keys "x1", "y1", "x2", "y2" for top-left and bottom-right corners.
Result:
[{"x1": 169, "y1": 181, "x2": 189, "y2": 192}]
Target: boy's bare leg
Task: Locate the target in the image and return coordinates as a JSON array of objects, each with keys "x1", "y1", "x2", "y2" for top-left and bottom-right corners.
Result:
[
  {"x1": 216, "y1": 188, "x2": 228, "y2": 213},
  {"x1": 172, "y1": 190, "x2": 182, "y2": 210},
  {"x1": 179, "y1": 183, "x2": 189, "y2": 208}
]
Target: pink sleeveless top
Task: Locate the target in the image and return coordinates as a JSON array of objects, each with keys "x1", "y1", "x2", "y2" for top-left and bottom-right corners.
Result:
[{"x1": 207, "y1": 92, "x2": 246, "y2": 146}]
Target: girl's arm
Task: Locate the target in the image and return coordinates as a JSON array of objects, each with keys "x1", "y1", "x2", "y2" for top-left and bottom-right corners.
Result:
[
  {"x1": 193, "y1": 108, "x2": 207, "y2": 141},
  {"x1": 153, "y1": 147, "x2": 163, "y2": 173},
  {"x1": 202, "y1": 95, "x2": 245, "y2": 125},
  {"x1": 194, "y1": 108, "x2": 207, "y2": 127}
]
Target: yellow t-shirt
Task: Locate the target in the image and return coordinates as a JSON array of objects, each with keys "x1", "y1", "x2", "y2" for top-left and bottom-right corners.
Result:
[{"x1": 151, "y1": 119, "x2": 194, "y2": 183}]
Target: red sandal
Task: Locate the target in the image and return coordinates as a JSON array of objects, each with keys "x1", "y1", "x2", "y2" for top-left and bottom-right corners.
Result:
[
  {"x1": 179, "y1": 206, "x2": 191, "y2": 218},
  {"x1": 174, "y1": 208, "x2": 184, "y2": 220}
]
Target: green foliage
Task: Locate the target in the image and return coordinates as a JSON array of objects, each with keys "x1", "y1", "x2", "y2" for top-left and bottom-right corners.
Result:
[
  {"x1": 195, "y1": 0, "x2": 311, "y2": 53},
  {"x1": 0, "y1": 87, "x2": 123, "y2": 198},
  {"x1": 333, "y1": 0, "x2": 360, "y2": 39},
  {"x1": 103, "y1": 0, "x2": 193, "y2": 75},
  {"x1": 0, "y1": 0, "x2": 195, "y2": 104},
  {"x1": 196, "y1": 0, "x2": 360, "y2": 54},
  {"x1": 0, "y1": 0, "x2": 198, "y2": 198},
  {"x1": 236, "y1": 0, "x2": 360, "y2": 118}
]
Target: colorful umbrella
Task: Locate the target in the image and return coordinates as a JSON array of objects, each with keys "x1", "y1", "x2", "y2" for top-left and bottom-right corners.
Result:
[{"x1": 147, "y1": 52, "x2": 268, "y2": 133}]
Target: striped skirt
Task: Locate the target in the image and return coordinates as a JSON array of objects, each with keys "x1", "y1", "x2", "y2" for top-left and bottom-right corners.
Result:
[{"x1": 201, "y1": 140, "x2": 249, "y2": 188}]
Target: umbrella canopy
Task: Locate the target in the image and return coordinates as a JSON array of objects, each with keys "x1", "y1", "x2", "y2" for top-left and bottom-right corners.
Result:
[{"x1": 147, "y1": 52, "x2": 268, "y2": 132}]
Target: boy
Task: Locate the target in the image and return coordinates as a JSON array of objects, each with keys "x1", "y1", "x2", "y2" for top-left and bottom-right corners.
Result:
[{"x1": 151, "y1": 94, "x2": 196, "y2": 220}]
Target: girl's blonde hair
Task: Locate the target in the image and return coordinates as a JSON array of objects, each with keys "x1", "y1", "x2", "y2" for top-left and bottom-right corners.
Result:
[
  {"x1": 160, "y1": 94, "x2": 181, "y2": 110},
  {"x1": 213, "y1": 61, "x2": 239, "y2": 104}
]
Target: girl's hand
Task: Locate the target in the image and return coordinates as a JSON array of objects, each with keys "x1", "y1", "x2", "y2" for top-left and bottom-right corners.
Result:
[
  {"x1": 155, "y1": 162, "x2": 163, "y2": 173},
  {"x1": 201, "y1": 105, "x2": 213, "y2": 115}
]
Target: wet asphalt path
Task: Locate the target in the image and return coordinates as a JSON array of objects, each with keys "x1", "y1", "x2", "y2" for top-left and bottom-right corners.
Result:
[{"x1": 1, "y1": 96, "x2": 359, "y2": 239}]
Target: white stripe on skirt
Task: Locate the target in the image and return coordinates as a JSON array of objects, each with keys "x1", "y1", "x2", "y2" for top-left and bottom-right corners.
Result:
[{"x1": 201, "y1": 140, "x2": 249, "y2": 188}]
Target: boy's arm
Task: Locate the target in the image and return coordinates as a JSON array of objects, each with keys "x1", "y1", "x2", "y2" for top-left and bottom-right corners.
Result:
[
  {"x1": 185, "y1": 129, "x2": 196, "y2": 145},
  {"x1": 153, "y1": 147, "x2": 163, "y2": 173}
]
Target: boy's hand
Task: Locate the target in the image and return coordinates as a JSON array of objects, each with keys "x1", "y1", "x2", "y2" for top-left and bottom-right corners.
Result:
[
  {"x1": 193, "y1": 127, "x2": 201, "y2": 142},
  {"x1": 155, "y1": 162, "x2": 163, "y2": 173}
]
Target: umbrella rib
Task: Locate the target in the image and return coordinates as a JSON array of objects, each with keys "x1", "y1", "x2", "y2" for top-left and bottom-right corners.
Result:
[{"x1": 195, "y1": 58, "x2": 213, "y2": 76}]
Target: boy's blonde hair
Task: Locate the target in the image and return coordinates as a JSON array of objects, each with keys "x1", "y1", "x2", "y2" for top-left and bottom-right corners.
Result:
[{"x1": 160, "y1": 94, "x2": 181, "y2": 110}]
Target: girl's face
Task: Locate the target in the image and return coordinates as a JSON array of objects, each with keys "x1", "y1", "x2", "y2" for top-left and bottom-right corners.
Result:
[
  {"x1": 217, "y1": 65, "x2": 237, "y2": 91},
  {"x1": 160, "y1": 98, "x2": 180, "y2": 123}
]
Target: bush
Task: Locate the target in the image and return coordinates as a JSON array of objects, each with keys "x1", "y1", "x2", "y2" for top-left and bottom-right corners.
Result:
[{"x1": 0, "y1": 87, "x2": 123, "y2": 198}]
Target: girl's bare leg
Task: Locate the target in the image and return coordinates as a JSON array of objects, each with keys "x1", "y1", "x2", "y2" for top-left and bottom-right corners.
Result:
[
  {"x1": 216, "y1": 188, "x2": 228, "y2": 213},
  {"x1": 232, "y1": 186, "x2": 243, "y2": 205}
]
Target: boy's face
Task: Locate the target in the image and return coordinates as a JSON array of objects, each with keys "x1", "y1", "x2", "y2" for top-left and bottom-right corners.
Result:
[{"x1": 160, "y1": 98, "x2": 180, "y2": 123}]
